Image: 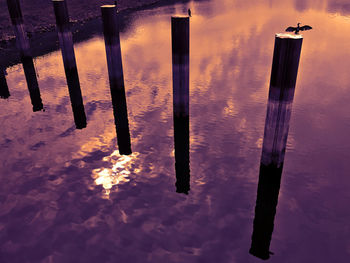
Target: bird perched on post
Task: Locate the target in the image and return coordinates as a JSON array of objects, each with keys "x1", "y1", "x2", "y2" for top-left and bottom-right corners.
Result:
[
  {"x1": 285, "y1": 23, "x2": 312, "y2": 34},
  {"x1": 188, "y1": 9, "x2": 192, "y2": 17}
]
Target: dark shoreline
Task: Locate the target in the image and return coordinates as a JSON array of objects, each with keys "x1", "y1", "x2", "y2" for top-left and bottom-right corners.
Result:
[{"x1": 0, "y1": 0, "x2": 195, "y2": 68}]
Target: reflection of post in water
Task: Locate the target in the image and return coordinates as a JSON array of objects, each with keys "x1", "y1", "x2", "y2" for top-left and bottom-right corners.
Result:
[
  {"x1": 0, "y1": 68, "x2": 10, "y2": 99},
  {"x1": 174, "y1": 115, "x2": 190, "y2": 194},
  {"x1": 53, "y1": 0, "x2": 87, "y2": 129},
  {"x1": 7, "y1": 0, "x2": 43, "y2": 111},
  {"x1": 250, "y1": 33, "x2": 303, "y2": 260},
  {"x1": 22, "y1": 57, "x2": 44, "y2": 111},
  {"x1": 101, "y1": 5, "x2": 132, "y2": 155},
  {"x1": 172, "y1": 16, "x2": 190, "y2": 194}
]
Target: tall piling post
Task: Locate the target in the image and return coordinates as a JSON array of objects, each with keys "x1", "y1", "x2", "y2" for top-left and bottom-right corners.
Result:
[
  {"x1": 6, "y1": 0, "x2": 30, "y2": 57},
  {"x1": 7, "y1": 0, "x2": 43, "y2": 111},
  {"x1": 172, "y1": 17, "x2": 189, "y2": 119},
  {"x1": 0, "y1": 68, "x2": 10, "y2": 99},
  {"x1": 171, "y1": 16, "x2": 190, "y2": 194},
  {"x1": 250, "y1": 33, "x2": 303, "y2": 260},
  {"x1": 53, "y1": 0, "x2": 87, "y2": 129},
  {"x1": 101, "y1": 5, "x2": 132, "y2": 155}
]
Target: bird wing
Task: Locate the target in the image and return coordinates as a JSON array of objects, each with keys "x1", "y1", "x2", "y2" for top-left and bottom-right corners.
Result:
[
  {"x1": 300, "y1": 25, "x2": 312, "y2": 31},
  {"x1": 285, "y1": 26, "x2": 297, "y2": 32}
]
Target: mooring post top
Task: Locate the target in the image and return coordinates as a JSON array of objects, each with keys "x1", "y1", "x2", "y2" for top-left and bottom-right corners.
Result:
[
  {"x1": 101, "y1": 5, "x2": 116, "y2": 9},
  {"x1": 101, "y1": 5, "x2": 119, "y2": 43},
  {"x1": 101, "y1": 5, "x2": 117, "y2": 18},
  {"x1": 52, "y1": 0, "x2": 66, "y2": 10},
  {"x1": 171, "y1": 16, "x2": 189, "y2": 27},
  {"x1": 171, "y1": 16, "x2": 190, "y2": 19},
  {"x1": 52, "y1": 0, "x2": 66, "y2": 7},
  {"x1": 276, "y1": 33, "x2": 303, "y2": 39}
]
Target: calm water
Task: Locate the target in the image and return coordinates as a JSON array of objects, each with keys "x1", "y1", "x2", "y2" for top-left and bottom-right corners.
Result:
[{"x1": 1, "y1": 0, "x2": 350, "y2": 262}]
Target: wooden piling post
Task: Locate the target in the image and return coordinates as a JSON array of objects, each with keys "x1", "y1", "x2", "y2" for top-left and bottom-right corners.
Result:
[
  {"x1": 171, "y1": 16, "x2": 190, "y2": 194},
  {"x1": 0, "y1": 68, "x2": 10, "y2": 99},
  {"x1": 101, "y1": 5, "x2": 132, "y2": 155},
  {"x1": 6, "y1": 0, "x2": 30, "y2": 57},
  {"x1": 171, "y1": 16, "x2": 189, "y2": 118},
  {"x1": 53, "y1": 0, "x2": 86, "y2": 129},
  {"x1": 250, "y1": 33, "x2": 303, "y2": 260},
  {"x1": 261, "y1": 33, "x2": 302, "y2": 169},
  {"x1": 7, "y1": 0, "x2": 43, "y2": 111}
]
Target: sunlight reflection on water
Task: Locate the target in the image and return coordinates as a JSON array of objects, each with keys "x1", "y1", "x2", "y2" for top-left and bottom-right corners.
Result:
[{"x1": 92, "y1": 151, "x2": 140, "y2": 198}]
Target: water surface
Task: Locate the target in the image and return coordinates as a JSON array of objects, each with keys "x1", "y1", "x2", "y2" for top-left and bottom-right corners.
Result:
[{"x1": 1, "y1": 0, "x2": 350, "y2": 262}]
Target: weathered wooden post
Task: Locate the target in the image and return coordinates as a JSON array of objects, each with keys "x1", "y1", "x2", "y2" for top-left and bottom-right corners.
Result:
[
  {"x1": 0, "y1": 68, "x2": 10, "y2": 99},
  {"x1": 171, "y1": 16, "x2": 190, "y2": 194},
  {"x1": 260, "y1": 33, "x2": 302, "y2": 170},
  {"x1": 53, "y1": 0, "x2": 87, "y2": 129},
  {"x1": 7, "y1": 0, "x2": 43, "y2": 111},
  {"x1": 6, "y1": 0, "x2": 30, "y2": 57},
  {"x1": 101, "y1": 5, "x2": 132, "y2": 155},
  {"x1": 250, "y1": 33, "x2": 303, "y2": 260},
  {"x1": 172, "y1": 17, "x2": 189, "y2": 119}
]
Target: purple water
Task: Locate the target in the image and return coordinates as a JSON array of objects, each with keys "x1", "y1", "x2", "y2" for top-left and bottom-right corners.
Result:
[{"x1": 1, "y1": 0, "x2": 350, "y2": 262}]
